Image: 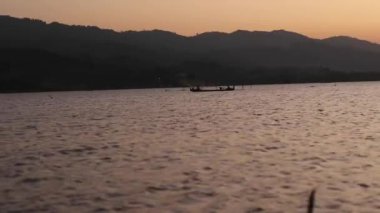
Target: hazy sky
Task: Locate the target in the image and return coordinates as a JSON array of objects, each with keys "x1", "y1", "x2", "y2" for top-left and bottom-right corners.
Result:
[{"x1": 1, "y1": 0, "x2": 380, "y2": 42}]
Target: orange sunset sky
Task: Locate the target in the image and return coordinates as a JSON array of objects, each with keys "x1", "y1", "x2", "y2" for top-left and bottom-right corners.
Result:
[{"x1": 1, "y1": 0, "x2": 380, "y2": 43}]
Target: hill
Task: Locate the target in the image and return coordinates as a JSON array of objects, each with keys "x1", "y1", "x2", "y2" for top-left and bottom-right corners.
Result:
[{"x1": 1, "y1": 15, "x2": 380, "y2": 92}]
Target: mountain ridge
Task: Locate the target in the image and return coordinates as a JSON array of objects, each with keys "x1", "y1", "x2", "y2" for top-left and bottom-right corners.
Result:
[
  {"x1": 2, "y1": 15, "x2": 379, "y2": 46},
  {"x1": 1, "y1": 15, "x2": 380, "y2": 92}
]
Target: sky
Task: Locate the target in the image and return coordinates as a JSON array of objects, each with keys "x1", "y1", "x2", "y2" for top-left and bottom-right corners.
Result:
[{"x1": 1, "y1": 0, "x2": 380, "y2": 43}]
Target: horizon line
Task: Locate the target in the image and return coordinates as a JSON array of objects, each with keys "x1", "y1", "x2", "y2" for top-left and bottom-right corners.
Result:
[{"x1": 2, "y1": 14, "x2": 379, "y2": 45}]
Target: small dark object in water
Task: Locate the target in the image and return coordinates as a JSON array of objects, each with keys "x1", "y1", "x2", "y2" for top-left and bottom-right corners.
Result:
[
  {"x1": 190, "y1": 85, "x2": 235, "y2": 92},
  {"x1": 308, "y1": 189, "x2": 316, "y2": 213},
  {"x1": 358, "y1": 183, "x2": 370, "y2": 188}
]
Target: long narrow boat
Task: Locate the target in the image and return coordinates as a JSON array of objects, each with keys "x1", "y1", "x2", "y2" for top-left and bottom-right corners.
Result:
[{"x1": 190, "y1": 86, "x2": 235, "y2": 92}]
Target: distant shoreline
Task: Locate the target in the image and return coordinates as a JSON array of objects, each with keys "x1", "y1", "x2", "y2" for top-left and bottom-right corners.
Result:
[
  {"x1": 3, "y1": 16, "x2": 380, "y2": 94},
  {"x1": 1, "y1": 79, "x2": 379, "y2": 94}
]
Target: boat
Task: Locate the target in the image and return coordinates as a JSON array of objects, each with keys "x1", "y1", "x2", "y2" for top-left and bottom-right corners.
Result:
[{"x1": 190, "y1": 86, "x2": 235, "y2": 92}]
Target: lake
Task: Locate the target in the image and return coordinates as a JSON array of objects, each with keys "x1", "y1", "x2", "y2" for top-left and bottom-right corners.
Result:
[{"x1": 1, "y1": 82, "x2": 380, "y2": 213}]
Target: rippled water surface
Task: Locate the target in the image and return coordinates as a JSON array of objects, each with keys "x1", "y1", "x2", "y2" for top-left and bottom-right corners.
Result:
[{"x1": 1, "y1": 82, "x2": 380, "y2": 213}]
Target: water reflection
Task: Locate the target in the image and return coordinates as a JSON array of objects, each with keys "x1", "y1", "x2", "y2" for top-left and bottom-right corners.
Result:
[{"x1": 0, "y1": 82, "x2": 380, "y2": 212}]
